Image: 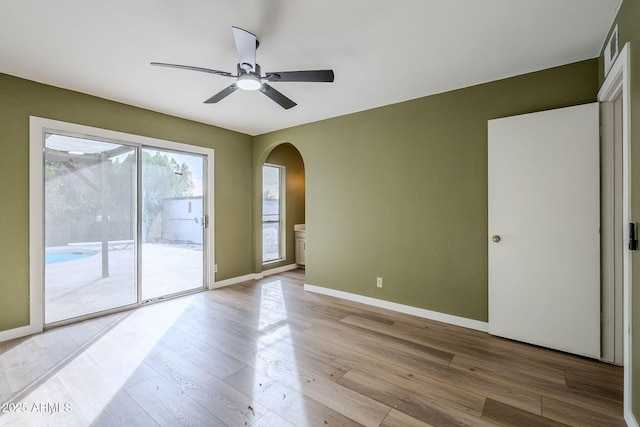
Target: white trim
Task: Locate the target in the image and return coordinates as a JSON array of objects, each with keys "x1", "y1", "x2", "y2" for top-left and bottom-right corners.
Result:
[
  {"x1": 0, "y1": 324, "x2": 41, "y2": 343},
  {"x1": 210, "y1": 264, "x2": 298, "y2": 290},
  {"x1": 211, "y1": 273, "x2": 260, "y2": 289},
  {"x1": 304, "y1": 283, "x2": 489, "y2": 332},
  {"x1": 26, "y1": 119, "x2": 46, "y2": 339},
  {"x1": 264, "y1": 263, "x2": 298, "y2": 276},
  {"x1": 597, "y1": 42, "x2": 633, "y2": 425},
  {"x1": 27, "y1": 116, "x2": 215, "y2": 338}
]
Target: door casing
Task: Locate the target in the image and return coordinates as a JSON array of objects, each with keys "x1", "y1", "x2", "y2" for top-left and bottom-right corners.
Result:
[{"x1": 597, "y1": 42, "x2": 632, "y2": 422}]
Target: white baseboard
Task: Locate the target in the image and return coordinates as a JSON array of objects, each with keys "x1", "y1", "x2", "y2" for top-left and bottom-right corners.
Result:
[
  {"x1": 210, "y1": 273, "x2": 259, "y2": 289},
  {"x1": 210, "y1": 264, "x2": 298, "y2": 290},
  {"x1": 304, "y1": 283, "x2": 488, "y2": 332},
  {"x1": 626, "y1": 410, "x2": 639, "y2": 427},
  {"x1": 263, "y1": 264, "x2": 299, "y2": 276},
  {"x1": 0, "y1": 324, "x2": 42, "y2": 343}
]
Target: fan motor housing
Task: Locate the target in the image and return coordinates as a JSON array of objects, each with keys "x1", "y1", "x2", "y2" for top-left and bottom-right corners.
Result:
[{"x1": 236, "y1": 63, "x2": 262, "y2": 90}]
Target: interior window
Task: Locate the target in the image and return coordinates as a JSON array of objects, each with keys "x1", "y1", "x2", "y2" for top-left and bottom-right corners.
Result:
[{"x1": 262, "y1": 164, "x2": 285, "y2": 263}]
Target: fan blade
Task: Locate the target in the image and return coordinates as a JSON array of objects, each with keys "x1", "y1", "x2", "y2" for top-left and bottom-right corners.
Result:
[
  {"x1": 232, "y1": 26, "x2": 257, "y2": 72},
  {"x1": 151, "y1": 62, "x2": 234, "y2": 77},
  {"x1": 259, "y1": 84, "x2": 297, "y2": 109},
  {"x1": 265, "y1": 70, "x2": 334, "y2": 82},
  {"x1": 204, "y1": 84, "x2": 239, "y2": 103}
]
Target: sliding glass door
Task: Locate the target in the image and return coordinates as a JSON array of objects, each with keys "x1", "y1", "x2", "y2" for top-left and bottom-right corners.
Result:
[
  {"x1": 44, "y1": 134, "x2": 137, "y2": 324},
  {"x1": 43, "y1": 134, "x2": 209, "y2": 325},
  {"x1": 141, "y1": 148, "x2": 206, "y2": 301}
]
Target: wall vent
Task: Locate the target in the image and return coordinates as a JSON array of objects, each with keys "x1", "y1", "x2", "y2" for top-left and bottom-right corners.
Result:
[{"x1": 604, "y1": 25, "x2": 618, "y2": 77}]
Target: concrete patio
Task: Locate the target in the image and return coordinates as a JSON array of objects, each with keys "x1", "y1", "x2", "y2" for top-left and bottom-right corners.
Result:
[{"x1": 45, "y1": 243, "x2": 204, "y2": 324}]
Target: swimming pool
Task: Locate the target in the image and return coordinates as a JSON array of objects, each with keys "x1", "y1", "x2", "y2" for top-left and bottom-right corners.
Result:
[{"x1": 45, "y1": 250, "x2": 98, "y2": 265}]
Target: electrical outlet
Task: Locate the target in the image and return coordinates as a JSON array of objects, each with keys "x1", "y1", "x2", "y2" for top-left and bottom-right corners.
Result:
[{"x1": 376, "y1": 277, "x2": 383, "y2": 288}]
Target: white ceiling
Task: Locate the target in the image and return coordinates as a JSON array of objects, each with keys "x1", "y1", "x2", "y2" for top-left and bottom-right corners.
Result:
[{"x1": 0, "y1": 0, "x2": 621, "y2": 136}]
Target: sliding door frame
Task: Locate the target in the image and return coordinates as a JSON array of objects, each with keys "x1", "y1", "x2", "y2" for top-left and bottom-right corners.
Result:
[
  {"x1": 29, "y1": 116, "x2": 215, "y2": 331},
  {"x1": 140, "y1": 146, "x2": 210, "y2": 302}
]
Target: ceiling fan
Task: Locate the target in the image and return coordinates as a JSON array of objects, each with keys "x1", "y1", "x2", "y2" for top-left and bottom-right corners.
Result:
[{"x1": 151, "y1": 26, "x2": 335, "y2": 110}]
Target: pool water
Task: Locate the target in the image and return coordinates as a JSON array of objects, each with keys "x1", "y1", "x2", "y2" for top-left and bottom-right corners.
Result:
[{"x1": 45, "y1": 250, "x2": 98, "y2": 265}]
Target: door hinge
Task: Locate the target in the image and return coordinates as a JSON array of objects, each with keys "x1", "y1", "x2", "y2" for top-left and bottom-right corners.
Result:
[{"x1": 200, "y1": 216, "x2": 208, "y2": 228}]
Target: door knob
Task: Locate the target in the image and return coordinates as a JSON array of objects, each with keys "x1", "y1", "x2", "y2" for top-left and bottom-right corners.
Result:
[{"x1": 491, "y1": 235, "x2": 501, "y2": 243}]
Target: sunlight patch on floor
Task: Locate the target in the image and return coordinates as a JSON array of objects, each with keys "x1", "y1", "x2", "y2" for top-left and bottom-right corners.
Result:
[
  {"x1": 254, "y1": 280, "x2": 309, "y2": 424},
  {"x1": 0, "y1": 296, "x2": 193, "y2": 425}
]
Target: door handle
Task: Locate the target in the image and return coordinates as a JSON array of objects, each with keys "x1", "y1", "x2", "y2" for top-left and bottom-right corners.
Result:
[
  {"x1": 491, "y1": 235, "x2": 501, "y2": 243},
  {"x1": 630, "y1": 223, "x2": 638, "y2": 251}
]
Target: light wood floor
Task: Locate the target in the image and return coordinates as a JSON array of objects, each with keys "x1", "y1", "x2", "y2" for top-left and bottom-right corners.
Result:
[{"x1": 0, "y1": 270, "x2": 624, "y2": 426}]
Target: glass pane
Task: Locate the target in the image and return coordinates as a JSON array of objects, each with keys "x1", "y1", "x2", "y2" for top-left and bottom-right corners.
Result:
[
  {"x1": 44, "y1": 134, "x2": 137, "y2": 324},
  {"x1": 263, "y1": 165, "x2": 281, "y2": 262},
  {"x1": 141, "y1": 148, "x2": 206, "y2": 300},
  {"x1": 262, "y1": 222, "x2": 280, "y2": 262}
]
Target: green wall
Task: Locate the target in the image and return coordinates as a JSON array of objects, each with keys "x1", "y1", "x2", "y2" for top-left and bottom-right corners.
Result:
[
  {"x1": 262, "y1": 143, "x2": 306, "y2": 270},
  {"x1": 600, "y1": 0, "x2": 640, "y2": 420},
  {"x1": 0, "y1": 73, "x2": 254, "y2": 332},
  {"x1": 254, "y1": 59, "x2": 598, "y2": 322},
  {"x1": 3, "y1": 25, "x2": 632, "y2": 418}
]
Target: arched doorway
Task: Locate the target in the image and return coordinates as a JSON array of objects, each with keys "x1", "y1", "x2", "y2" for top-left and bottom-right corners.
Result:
[{"x1": 260, "y1": 143, "x2": 305, "y2": 271}]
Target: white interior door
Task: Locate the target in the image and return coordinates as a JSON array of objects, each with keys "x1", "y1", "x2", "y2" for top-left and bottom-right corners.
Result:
[{"x1": 488, "y1": 103, "x2": 600, "y2": 359}]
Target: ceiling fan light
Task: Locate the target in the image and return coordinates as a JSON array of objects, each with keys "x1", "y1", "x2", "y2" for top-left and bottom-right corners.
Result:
[{"x1": 237, "y1": 73, "x2": 262, "y2": 91}]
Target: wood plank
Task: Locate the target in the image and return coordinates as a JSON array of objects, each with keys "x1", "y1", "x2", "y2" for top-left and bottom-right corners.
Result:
[
  {"x1": 564, "y1": 368, "x2": 624, "y2": 399},
  {"x1": 338, "y1": 369, "x2": 498, "y2": 426},
  {"x1": 115, "y1": 330, "x2": 269, "y2": 426},
  {"x1": 127, "y1": 375, "x2": 226, "y2": 426},
  {"x1": 307, "y1": 318, "x2": 454, "y2": 368},
  {"x1": 446, "y1": 324, "x2": 622, "y2": 378},
  {"x1": 339, "y1": 315, "x2": 455, "y2": 364},
  {"x1": 0, "y1": 337, "x2": 68, "y2": 396},
  {"x1": 348, "y1": 314, "x2": 569, "y2": 385},
  {"x1": 208, "y1": 323, "x2": 391, "y2": 427},
  {"x1": 151, "y1": 325, "x2": 247, "y2": 380},
  {"x1": 53, "y1": 349, "x2": 156, "y2": 425},
  {"x1": 225, "y1": 366, "x2": 365, "y2": 427},
  {"x1": 175, "y1": 307, "x2": 352, "y2": 384},
  {"x1": 302, "y1": 322, "x2": 543, "y2": 414},
  {"x1": 344, "y1": 311, "x2": 397, "y2": 325},
  {"x1": 0, "y1": 269, "x2": 624, "y2": 426},
  {"x1": 380, "y1": 409, "x2": 438, "y2": 427},
  {"x1": 252, "y1": 411, "x2": 298, "y2": 427},
  {"x1": 84, "y1": 332, "x2": 160, "y2": 391},
  {"x1": 212, "y1": 330, "x2": 391, "y2": 427},
  {"x1": 289, "y1": 325, "x2": 489, "y2": 417},
  {"x1": 451, "y1": 354, "x2": 623, "y2": 418},
  {"x1": 541, "y1": 396, "x2": 626, "y2": 427},
  {"x1": 481, "y1": 398, "x2": 566, "y2": 427}
]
